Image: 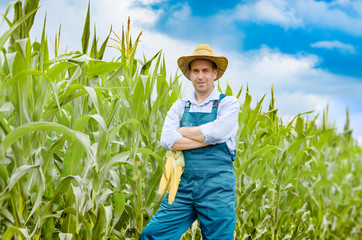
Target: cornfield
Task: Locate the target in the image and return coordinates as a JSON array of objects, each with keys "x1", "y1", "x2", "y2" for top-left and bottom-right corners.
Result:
[{"x1": 0, "y1": 1, "x2": 361, "y2": 239}]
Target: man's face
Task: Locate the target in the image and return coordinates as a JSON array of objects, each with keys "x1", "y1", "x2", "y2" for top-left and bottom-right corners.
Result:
[{"x1": 189, "y1": 59, "x2": 218, "y2": 97}]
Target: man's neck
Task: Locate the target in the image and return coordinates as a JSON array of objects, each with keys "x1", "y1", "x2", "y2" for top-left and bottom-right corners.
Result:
[{"x1": 195, "y1": 86, "x2": 214, "y2": 104}]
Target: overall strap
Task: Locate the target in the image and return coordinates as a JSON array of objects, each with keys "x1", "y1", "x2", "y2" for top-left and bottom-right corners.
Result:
[
  {"x1": 184, "y1": 101, "x2": 191, "y2": 113},
  {"x1": 212, "y1": 93, "x2": 227, "y2": 108}
]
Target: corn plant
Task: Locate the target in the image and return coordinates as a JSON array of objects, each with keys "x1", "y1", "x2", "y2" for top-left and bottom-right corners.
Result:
[
  {"x1": 0, "y1": 1, "x2": 180, "y2": 239},
  {"x1": 232, "y1": 86, "x2": 362, "y2": 239}
]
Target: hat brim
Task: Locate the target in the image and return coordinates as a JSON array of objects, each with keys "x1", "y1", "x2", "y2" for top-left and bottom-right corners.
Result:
[{"x1": 177, "y1": 55, "x2": 228, "y2": 80}]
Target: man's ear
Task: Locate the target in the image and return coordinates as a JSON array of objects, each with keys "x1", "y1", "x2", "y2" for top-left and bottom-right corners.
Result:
[{"x1": 213, "y1": 69, "x2": 218, "y2": 80}]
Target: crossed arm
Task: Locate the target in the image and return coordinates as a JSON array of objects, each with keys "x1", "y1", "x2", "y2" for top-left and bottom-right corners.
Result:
[{"x1": 171, "y1": 126, "x2": 210, "y2": 150}]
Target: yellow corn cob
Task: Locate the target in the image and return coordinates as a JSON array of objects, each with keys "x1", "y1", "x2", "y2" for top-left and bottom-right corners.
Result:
[
  {"x1": 168, "y1": 151, "x2": 185, "y2": 204},
  {"x1": 168, "y1": 164, "x2": 183, "y2": 204},
  {"x1": 158, "y1": 150, "x2": 185, "y2": 205},
  {"x1": 158, "y1": 152, "x2": 173, "y2": 195}
]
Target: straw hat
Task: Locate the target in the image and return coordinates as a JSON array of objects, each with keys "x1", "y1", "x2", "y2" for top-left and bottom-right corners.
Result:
[{"x1": 177, "y1": 44, "x2": 228, "y2": 80}]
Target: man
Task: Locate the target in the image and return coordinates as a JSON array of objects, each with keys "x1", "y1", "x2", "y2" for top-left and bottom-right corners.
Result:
[{"x1": 140, "y1": 44, "x2": 240, "y2": 239}]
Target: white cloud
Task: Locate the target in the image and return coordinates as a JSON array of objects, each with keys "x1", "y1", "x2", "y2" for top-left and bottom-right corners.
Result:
[
  {"x1": 170, "y1": 3, "x2": 191, "y2": 21},
  {"x1": 230, "y1": 0, "x2": 362, "y2": 35},
  {"x1": 92, "y1": 0, "x2": 163, "y2": 28},
  {"x1": 163, "y1": 2, "x2": 192, "y2": 29},
  {"x1": 233, "y1": 0, "x2": 303, "y2": 28},
  {"x1": 223, "y1": 46, "x2": 320, "y2": 95},
  {"x1": 137, "y1": 0, "x2": 166, "y2": 4},
  {"x1": 311, "y1": 40, "x2": 356, "y2": 54},
  {"x1": 295, "y1": 0, "x2": 362, "y2": 35}
]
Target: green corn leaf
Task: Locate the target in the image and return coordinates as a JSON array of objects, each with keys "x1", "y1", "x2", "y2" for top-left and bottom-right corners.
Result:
[
  {"x1": 73, "y1": 114, "x2": 107, "y2": 132},
  {"x1": 47, "y1": 62, "x2": 77, "y2": 81},
  {"x1": 72, "y1": 54, "x2": 95, "y2": 62},
  {"x1": 136, "y1": 147, "x2": 164, "y2": 167},
  {"x1": 237, "y1": 145, "x2": 281, "y2": 176},
  {"x1": 22, "y1": 0, "x2": 40, "y2": 34},
  {"x1": 1, "y1": 122, "x2": 93, "y2": 161},
  {"x1": 78, "y1": 213, "x2": 92, "y2": 239},
  {"x1": 0, "y1": 5, "x2": 39, "y2": 50},
  {"x1": 5, "y1": 52, "x2": 16, "y2": 76},
  {"x1": 145, "y1": 166, "x2": 162, "y2": 205},
  {"x1": 132, "y1": 75, "x2": 145, "y2": 120},
  {"x1": 91, "y1": 203, "x2": 106, "y2": 240},
  {"x1": 81, "y1": 0, "x2": 91, "y2": 54},
  {"x1": 112, "y1": 189, "x2": 125, "y2": 229},
  {"x1": 295, "y1": 115, "x2": 305, "y2": 138},
  {"x1": 236, "y1": 86, "x2": 243, "y2": 99},
  {"x1": 7, "y1": 70, "x2": 61, "y2": 109},
  {"x1": 105, "y1": 98, "x2": 121, "y2": 128},
  {"x1": 97, "y1": 26, "x2": 112, "y2": 60},
  {"x1": 0, "y1": 162, "x2": 8, "y2": 182},
  {"x1": 244, "y1": 87, "x2": 252, "y2": 108},
  {"x1": 87, "y1": 62, "x2": 122, "y2": 78},
  {"x1": 47, "y1": 175, "x2": 82, "y2": 210},
  {"x1": 140, "y1": 50, "x2": 161, "y2": 75},
  {"x1": 0, "y1": 114, "x2": 11, "y2": 135},
  {"x1": 67, "y1": 65, "x2": 82, "y2": 85},
  {"x1": 29, "y1": 211, "x2": 63, "y2": 238},
  {"x1": 90, "y1": 24, "x2": 97, "y2": 59},
  {"x1": 2, "y1": 226, "x2": 30, "y2": 240},
  {"x1": 26, "y1": 167, "x2": 46, "y2": 222},
  {"x1": 0, "y1": 208, "x2": 14, "y2": 225},
  {"x1": 236, "y1": 182, "x2": 256, "y2": 213},
  {"x1": 84, "y1": 86, "x2": 100, "y2": 114},
  {"x1": 104, "y1": 205, "x2": 113, "y2": 236},
  {"x1": 4, "y1": 164, "x2": 39, "y2": 192},
  {"x1": 99, "y1": 151, "x2": 131, "y2": 182},
  {"x1": 63, "y1": 142, "x2": 84, "y2": 176},
  {"x1": 225, "y1": 82, "x2": 233, "y2": 96}
]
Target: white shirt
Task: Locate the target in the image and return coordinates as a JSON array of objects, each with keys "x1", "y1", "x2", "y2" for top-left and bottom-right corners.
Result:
[{"x1": 160, "y1": 87, "x2": 240, "y2": 154}]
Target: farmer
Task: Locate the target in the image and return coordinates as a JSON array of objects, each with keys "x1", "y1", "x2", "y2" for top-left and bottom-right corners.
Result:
[{"x1": 140, "y1": 44, "x2": 240, "y2": 239}]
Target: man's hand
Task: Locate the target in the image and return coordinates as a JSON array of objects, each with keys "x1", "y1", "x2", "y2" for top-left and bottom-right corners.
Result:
[
  {"x1": 171, "y1": 137, "x2": 209, "y2": 150},
  {"x1": 171, "y1": 126, "x2": 209, "y2": 150},
  {"x1": 177, "y1": 126, "x2": 205, "y2": 143}
]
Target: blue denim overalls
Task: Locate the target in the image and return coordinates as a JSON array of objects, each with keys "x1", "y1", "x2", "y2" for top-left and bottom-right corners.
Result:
[{"x1": 140, "y1": 94, "x2": 236, "y2": 240}]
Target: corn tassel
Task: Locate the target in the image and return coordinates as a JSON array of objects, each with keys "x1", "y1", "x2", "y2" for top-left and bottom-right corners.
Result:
[{"x1": 158, "y1": 150, "x2": 185, "y2": 205}]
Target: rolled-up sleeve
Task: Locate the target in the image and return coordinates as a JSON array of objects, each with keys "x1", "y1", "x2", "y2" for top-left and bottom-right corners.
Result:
[
  {"x1": 160, "y1": 100, "x2": 184, "y2": 150},
  {"x1": 200, "y1": 96, "x2": 240, "y2": 145}
]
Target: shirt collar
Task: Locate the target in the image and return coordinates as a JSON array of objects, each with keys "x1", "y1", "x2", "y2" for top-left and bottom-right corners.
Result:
[{"x1": 187, "y1": 87, "x2": 221, "y2": 106}]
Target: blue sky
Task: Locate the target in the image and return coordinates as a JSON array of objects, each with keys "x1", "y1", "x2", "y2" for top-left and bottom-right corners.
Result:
[{"x1": 1, "y1": 0, "x2": 362, "y2": 143}]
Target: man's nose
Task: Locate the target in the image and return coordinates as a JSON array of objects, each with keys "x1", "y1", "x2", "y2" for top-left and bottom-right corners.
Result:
[{"x1": 196, "y1": 72, "x2": 204, "y2": 79}]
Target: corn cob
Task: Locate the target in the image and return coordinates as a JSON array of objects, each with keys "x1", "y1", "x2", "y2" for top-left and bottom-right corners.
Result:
[
  {"x1": 168, "y1": 151, "x2": 185, "y2": 204},
  {"x1": 158, "y1": 150, "x2": 185, "y2": 205},
  {"x1": 158, "y1": 152, "x2": 173, "y2": 195},
  {"x1": 168, "y1": 164, "x2": 183, "y2": 204}
]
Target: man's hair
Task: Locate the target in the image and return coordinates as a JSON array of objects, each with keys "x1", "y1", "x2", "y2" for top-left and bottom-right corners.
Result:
[{"x1": 188, "y1": 59, "x2": 218, "y2": 70}]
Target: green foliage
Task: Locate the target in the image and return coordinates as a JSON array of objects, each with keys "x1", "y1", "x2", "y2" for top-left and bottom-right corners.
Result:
[
  {"x1": 0, "y1": 1, "x2": 361, "y2": 240},
  {"x1": 233, "y1": 87, "x2": 362, "y2": 239},
  {"x1": 0, "y1": 2, "x2": 178, "y2": 239}
]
